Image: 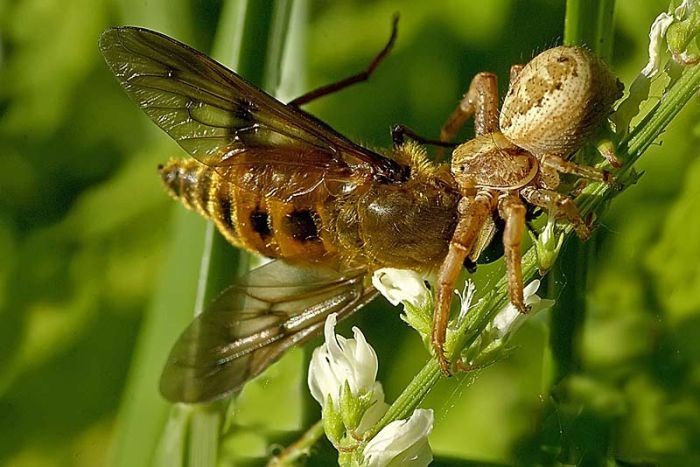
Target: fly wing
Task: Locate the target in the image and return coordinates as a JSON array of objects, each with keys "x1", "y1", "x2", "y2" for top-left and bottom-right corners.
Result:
[
  {"x1": 99, "y1": 27, "x2": 406, "y2": 189},
  {"x1": 160, "y1": 260, "x2": 377, "y2": 403}
]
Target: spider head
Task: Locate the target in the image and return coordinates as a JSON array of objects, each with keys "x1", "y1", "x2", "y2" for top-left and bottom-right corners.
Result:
[{"x1": 451, "y1": 132, "x2": 537, "y2": 194}]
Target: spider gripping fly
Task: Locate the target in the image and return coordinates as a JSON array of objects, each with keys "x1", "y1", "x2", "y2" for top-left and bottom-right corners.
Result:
[
  {"x1": 100, "y1": 18, "x2": 622, "y2": 401},
  {"x1": 433, "y1": 46, "x2": 623, "y2": 374}
]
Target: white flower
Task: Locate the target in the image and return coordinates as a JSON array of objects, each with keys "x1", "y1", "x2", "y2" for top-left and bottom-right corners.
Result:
[
  {"x1": 491, "y1": 280, "x2": 554, "y2": 339},
  {"x1": 642, "y1": 0, "x2": 699, "y2": 77},
  {"x1": 372, "y1": 268, "x2": 430, "y2": 307},
  {"x1": 362, "y1": 409, "x2": 434, "y2": 467},
  {"x1": 308, "y1": 313, "x2": 380, "y2": 406},
  {"x1": 356, "y1": 385, "x2": 389, "y2": 433},
  {"x1": 454, "y1": 280, "x2": 476, "y2": 325},
  {"x1": 642, "y1": 12, "x2": 675, "y2": 77}
]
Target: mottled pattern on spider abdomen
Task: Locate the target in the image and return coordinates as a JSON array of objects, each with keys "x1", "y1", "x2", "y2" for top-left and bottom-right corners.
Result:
[
  {"x1": 158, "y1": 158, "x2": 335, "y2": 263},
  {"x1": 500, "y1": 46, "x2": 623, "y2": 157}
]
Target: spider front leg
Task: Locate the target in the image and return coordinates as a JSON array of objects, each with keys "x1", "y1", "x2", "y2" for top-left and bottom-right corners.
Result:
[
  {"x1": 440, "y1": 73, "x2": 500, "y2": 145},
  {"x1": 498, "y1": 193, "x2": 528, "y2": 313},
  {"x1": 521, "y1": 187, "x2": 591, "y2": 240},
  {"x1": 541, "y1": 153, "x2": 611, "y2": 184},
  {"x1": 433, "y1": 192, "x2": 494, "y2": 375}
]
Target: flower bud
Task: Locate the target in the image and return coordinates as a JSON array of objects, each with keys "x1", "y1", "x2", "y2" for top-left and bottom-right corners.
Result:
[
  {"x1": 491, "y1": 280, "x2": 554, "y2": 339},
  {"x1": 362, "y1": 408, "x2": 434, "y2": 467},
  {"x1": 308, "y1": 314, "x2": 388, "y2": 443},
  {"x1": 530, "y1": 216, "x2": 564, "y2": 275},
  {"x1": 371, "y1": 268, "x2": 430, "y2": 308},
  {"x1": 322, "y1": 395, "x2": 345, "y2": 445},
  {"x1": 308, "y1": 314, "x2": 379, "y2": 407}
]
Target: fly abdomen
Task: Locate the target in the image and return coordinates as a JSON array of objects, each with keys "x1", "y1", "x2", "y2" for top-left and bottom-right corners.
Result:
[
  {"x1": 158, "y1": 159, "x2": 336, "y2": 263},
  {"x1": 159, "y1": 158, "x2": 242, "y2": 248},
  {"x1": 159, "y1": 158, "x2": 205, "y2": 211}
]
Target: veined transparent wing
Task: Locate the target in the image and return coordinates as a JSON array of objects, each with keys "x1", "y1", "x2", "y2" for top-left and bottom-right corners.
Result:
[
  {"x1": 160, "y1": 260, "x2": 377, "y2": 403},
  {"x1": 99, "y1": 27, "x2": 406, "y2": 188}
]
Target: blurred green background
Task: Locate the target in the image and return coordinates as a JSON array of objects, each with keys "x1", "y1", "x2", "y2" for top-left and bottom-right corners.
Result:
[{"x1": 1, "y1": 0, "x2": 699, "y2": 466}]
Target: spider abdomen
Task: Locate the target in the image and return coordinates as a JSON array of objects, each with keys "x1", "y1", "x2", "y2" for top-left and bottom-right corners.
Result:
[{"x1": 499, "y1": 46, "x2": 623, "y2": 157}]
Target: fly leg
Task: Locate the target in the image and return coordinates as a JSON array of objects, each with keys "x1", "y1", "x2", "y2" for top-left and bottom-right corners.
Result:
[
  {"x1": 288, "y1": 15, "x2": 398, "y2": 107},
  {"x1": 498, "y1": 193, "x2": 528, "y2": 313},
  {"x1": 433, "y1": 192, "x2": 493, "y2": 375},
  {"x1": 521, "y1": 187, "x2": 591, "y2": 240},
  {"x1": 391, "y1": 124, "x2": 457, "y2": 149}
]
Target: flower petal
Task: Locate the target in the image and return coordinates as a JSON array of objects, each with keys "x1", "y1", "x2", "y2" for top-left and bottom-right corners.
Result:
[
  {"x1": 351, "y1": 326, "x2": 379, "y2": 392},
  {"x1": 522, "y1": 279, "x2": 541, "y2": 299},
  {"x1": 455, "y1": 280, "x2": 476, "y2": 324},
  {"x1": 387, "y1": 438, "x2": 432, "y2": 467},
  {"x1": 492, "y1": 280, "x2": 554, "y2": 338},
  {"x1": 642, "y1": 12, "x2": 674, "y2": 77},
  {"x1": 308, "y1": 313, "x2": 380, "y2": 407},
  {"x1": 363, "y1": 409, "x2": 434, "y2": 467},
  {"x1": 372, "y1": 268, "x2": 429, "y2": 307},
  {"x1": 308, "y1": 345, "x2": 340, "y2": 405},
  {"x1": 356, "y1": 382, "x2": 389, "y2": 434}
]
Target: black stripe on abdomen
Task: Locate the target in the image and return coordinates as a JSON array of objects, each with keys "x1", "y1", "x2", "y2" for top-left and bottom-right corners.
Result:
[
  {"x1": 250, "y1": 209, "x2": 272, "y2": 239},
  {"x1": 284, "y1": 209, "x2": 321, "y2": 243}
]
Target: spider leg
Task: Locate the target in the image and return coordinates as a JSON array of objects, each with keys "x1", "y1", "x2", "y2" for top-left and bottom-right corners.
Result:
[
  {"x1": 521, "y1": 187, "x2": 591, "y2": 240},
  {"x1": 508, "y1": 64, "x2": 524, "y2": 89},
  {"x1": 433, "y1": 192, "x2": 494, "y2": 375},
  {"x1": 439, "y1": 73, "x2": 500, "y2": 153},
  {"x1": 541, "y1": 153, "x2": 611, "y2": 183},
  {"x1": 498, "y1": 193, "x2": 528, "y2": 313},
  {"x1": 539, "y1": 163, "x2": 561, "y2": 190}
]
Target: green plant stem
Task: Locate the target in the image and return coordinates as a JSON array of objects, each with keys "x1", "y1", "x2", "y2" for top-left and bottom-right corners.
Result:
[
  {"x1": 547, "y1": 242, "x2": 588, "y2": 381},
  {"x1": 623, "y1": 64, "x2": 700, "y2": 164},
  {"x1": 110, "y1": 210, "x2": 207, "y2": 467},
  {"x1": 107, "y1": 5, "x2": 202, "y2": 467},
  {"x1": 369, "y1": 361, "x2": 441, "y2": 438},
  {"x1": 267, "y1": 420, "x2": 325, "y2": 466},
  {"x1": 183, "y1": 3, "x2": 294, "y2": 467},
  {"x1": 564, "y1": 0, "x2": 616, "y2": 60},
  {"x1": 368, "y1": 38, "x2": 700, "y2": 442},
  {"x1": 548, "y1": 0, "x2": 616, "y2": 387}
]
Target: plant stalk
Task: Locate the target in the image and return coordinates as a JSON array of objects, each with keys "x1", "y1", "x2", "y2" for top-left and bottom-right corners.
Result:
[
  {"x1": 185, "y1": 3, "x2": 295, "y2": 467},
  {"x1": 548, "y1": 0, "x2": 616, "y2": 387}
]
